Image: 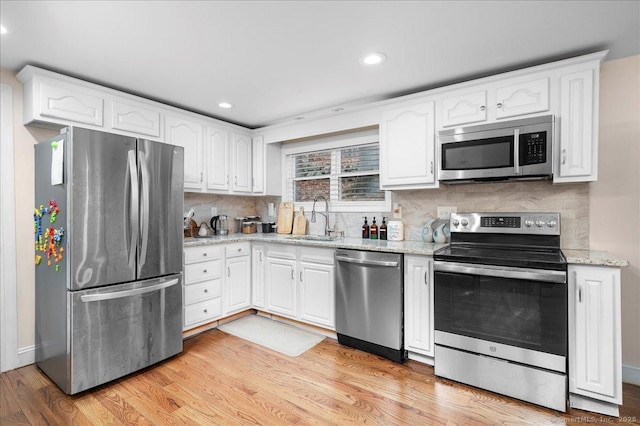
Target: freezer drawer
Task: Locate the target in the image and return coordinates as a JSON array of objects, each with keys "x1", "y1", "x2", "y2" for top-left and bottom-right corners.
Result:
[{"x1": 66, "y1": 274, "x2": 183, "y2": 394}]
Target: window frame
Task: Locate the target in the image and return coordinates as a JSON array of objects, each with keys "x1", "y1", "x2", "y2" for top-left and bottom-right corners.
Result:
[{"x1": 281, "y1": 130, "x2": 392, "y2": 213}]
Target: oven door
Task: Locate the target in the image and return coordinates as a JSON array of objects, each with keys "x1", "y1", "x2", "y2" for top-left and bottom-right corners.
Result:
[{"x1": 434, "y1": 261, "x2": 567, "y2": 372}]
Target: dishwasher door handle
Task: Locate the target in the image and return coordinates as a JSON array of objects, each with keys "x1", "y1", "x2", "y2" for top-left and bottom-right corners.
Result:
[{"x1": 335, "y1": 255, "x2": 398, "y2": 267}]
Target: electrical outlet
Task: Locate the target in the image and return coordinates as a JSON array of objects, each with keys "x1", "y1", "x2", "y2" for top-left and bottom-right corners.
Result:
[
  {"x1": 437, "y1": 206, "x2": 457, "y2": 219},
  {"x1": 210, "y1": 207, "x2": 217, "y2": 217}
]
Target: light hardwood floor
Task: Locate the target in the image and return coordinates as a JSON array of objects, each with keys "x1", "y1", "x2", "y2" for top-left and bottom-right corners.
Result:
[{"x1": 2, "y1": 328, "x2": 639, "y2": 425}]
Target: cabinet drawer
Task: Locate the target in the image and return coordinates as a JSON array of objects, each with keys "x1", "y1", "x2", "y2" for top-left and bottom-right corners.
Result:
[
  {"x1": 225, "y1": 242, "x2": 250, "y2": 258},
  {"x1": 184, "y1": 245, "x2": 222, "y2": 264},
  {"x1": 266, "y1": 244, "x2": 297, "y2": 260},
  {"x1": 299, "y1": 247, "x2": 335, "y2": 265},
  {"x1": 184, "y1": 260, "x2": 221, "y2": 284},
  {"x1": 184, "y1": 279, "x2": 221, "y2": 305},
  {"x1": 184, "y1": 298, "x2": 221, "y2": 327}
]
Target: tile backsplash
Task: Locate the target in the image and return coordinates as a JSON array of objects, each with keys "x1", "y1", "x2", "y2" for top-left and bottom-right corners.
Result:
[{"x1": 187, "y1": 181, "x2": 589, "y2": 249}]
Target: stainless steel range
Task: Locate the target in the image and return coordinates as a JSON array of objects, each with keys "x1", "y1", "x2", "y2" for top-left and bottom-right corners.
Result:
[{"x1": 433, "y1": 212, "x2": 568, "y2": 412}]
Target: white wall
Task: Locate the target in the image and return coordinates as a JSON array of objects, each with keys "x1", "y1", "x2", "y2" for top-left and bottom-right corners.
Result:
[{"x1": 590, "y1": 55, "x2": 640, "y2": 372}]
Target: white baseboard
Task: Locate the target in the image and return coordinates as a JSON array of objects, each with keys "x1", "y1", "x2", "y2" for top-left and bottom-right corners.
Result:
[
  {"x1": 622, "y1": 364, "x2": 640, "y2": 386},
  {"x1": 17, "y1": 345, "x2": 35, "y2": 368}
]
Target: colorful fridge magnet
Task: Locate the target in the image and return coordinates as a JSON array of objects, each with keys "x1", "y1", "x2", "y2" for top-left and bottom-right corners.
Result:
[{"x1": 34, "y1": 200, "x2": 64, "y2": 271}]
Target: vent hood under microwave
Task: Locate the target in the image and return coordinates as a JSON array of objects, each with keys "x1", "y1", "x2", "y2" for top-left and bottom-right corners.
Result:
[{"x1": 438, "y1": 115, "x2": 554, "y2": 184}]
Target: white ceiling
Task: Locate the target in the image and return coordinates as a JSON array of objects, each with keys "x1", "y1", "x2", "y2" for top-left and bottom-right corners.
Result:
[{"x1": 1, "y1": 1, "x2": 639, "y2": 129}]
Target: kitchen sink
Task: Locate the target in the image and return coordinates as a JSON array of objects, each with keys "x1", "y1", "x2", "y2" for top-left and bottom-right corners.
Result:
[{"x1": 285, "y1": 235, "x2": 339, "y2": 242}]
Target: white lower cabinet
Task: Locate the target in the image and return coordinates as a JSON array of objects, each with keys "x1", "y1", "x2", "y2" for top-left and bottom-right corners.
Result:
[
  {"x1": 223, "y1": 243, "x2": 251, "y2": 316},
  {"x1": 252, "y1": 244, "x2": 266, "y2": 309},
  {"x1": 404, "y1": 255, "x2": 434, "y2": 359},
  {"x1": 568, "y1": 264, "x2": 622, "y2": 416},
  {"x1": 183, "y1": 245, "x2": 223, "y2": 329},
  {"x1": 266, "y1": 246, "x2": 298, "y2": 318},
  {"x1": 263, "y1": 244, "x2": 335, "y2": 330}
]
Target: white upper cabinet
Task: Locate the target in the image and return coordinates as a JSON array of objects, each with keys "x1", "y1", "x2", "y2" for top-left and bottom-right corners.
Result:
[
  {"x1": 252, "y1": 135, "x2": 265, "y2": 194},
  {"x1": 494, "y1": 77, "x2": 550, "y2": 119},
  {"x1": 379, "y1": 100, "x2": 437, "y2": 190},
  {"x1": 556, "y1": 68, "x2": 597, "y2": 182},
  {"x1": 440, "y1": 90, "x2": 487, "y2": 127},
  {"x1": 251, "y1": 135, "x2": 282, "y2": 196},
  {"x1": 205, "y1": 125, "x2": 230, "y2": 191},
  {"x1": 232, "y1": 133, "x2": 253, "y2": 193},
  {"x1": 165, "y1": 115, "x2": 204, "y2": 190},
  {"x1": 37, "y1": 78, "x2": 104, "y2": 127},
  {"x1": 110, "y1": 98, "x2": 162, "y2": 139},
  {"x1": 438, "y1": 74, "x2": 551, "y2": 128}
]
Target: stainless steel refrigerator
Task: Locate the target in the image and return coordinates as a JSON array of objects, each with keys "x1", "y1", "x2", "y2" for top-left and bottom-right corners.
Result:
[{"x1": 34, "y1": 127, "x2": 184, "y2": 394}]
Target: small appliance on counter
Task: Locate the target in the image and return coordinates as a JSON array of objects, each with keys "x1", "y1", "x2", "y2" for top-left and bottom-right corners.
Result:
[{"x1": 210, "y1": 215, "x2": 229, "y2": 235}]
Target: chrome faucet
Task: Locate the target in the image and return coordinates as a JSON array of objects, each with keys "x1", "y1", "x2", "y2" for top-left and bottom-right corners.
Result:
[{"x1": 311, "y1": 195, "x2": 332, "y2": 236}]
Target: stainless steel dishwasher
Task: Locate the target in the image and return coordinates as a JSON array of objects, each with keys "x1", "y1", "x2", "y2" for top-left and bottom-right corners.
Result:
[{"x1": 335, "y1": 249, "x2": 405, "y2": 363}]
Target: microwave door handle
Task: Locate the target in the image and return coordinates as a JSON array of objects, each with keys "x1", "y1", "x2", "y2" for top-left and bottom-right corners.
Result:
[{"x1": 513, "y1": 129, "x2": 521, "y2": 174}]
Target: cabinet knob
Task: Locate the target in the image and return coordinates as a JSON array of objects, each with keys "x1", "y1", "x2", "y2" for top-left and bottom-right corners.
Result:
[
  {"x1": 480, "y1": 105, "x2": 486, "y2": 111},
  {"x1": 497, "y1": 102, "x2": 503, "y2": 108},
  {"x1": 203, "y1": 269, "x2": 207, "y2": 273},
  {"x1": 204, "y1": 289, "x2": 208, "y2": 293},
  {"x1": 203, "y1": 252, "x2": 207, "y2": 256},
  {"x1": 238, "y1": 248, "x2": 242, "y2": 252},
  {"x1": 204, "y1": 309, "x2": 208, "y2": 313}
]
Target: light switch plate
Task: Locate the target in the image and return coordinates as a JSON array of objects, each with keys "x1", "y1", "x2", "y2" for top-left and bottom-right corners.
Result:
[
  {"x1": 437, "y1": 206, "x2": 457, "y2": 219},
  {"x1": 210, "y1": 207, "x2": 217, "y2": 217}
]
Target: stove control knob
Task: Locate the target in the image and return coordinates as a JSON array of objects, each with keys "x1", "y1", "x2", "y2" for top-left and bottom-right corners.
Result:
[
  {"x1": 461, "y1": 218, "x2": 469, "y2": 227},
  {"x1": 535, "y1": 220, "x2": 545, "y2": 227},
  {"x1": 524, "y1": 219, "x2": 534, "y2": 227},
  {"x1": 452, "y1": 219, "x2": 460, "y2": 227},
  {"x1": 547, "y1": 220, "x2": 557, "y2": 228}
]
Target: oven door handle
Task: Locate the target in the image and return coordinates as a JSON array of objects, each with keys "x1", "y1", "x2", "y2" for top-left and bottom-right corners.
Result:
[{"x1": 434, "y1": 261, "x2": 566, "y2": 283}]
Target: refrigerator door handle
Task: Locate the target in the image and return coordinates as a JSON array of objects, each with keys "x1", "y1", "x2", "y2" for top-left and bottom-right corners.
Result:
[
  {"x1": 127, "y1": 150, "x2": 139, "y2": 267},
  {"x1": 80, "y1": 278, "x2": 180, "y2": 302},
  {"x1": 139, "y1": 154, "x2": 151, "y2": 267}
]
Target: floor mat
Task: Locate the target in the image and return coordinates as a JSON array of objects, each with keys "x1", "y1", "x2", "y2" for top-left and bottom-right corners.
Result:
[{"x1": 218, "y1": 315, "x2": 325, "y2": 357}]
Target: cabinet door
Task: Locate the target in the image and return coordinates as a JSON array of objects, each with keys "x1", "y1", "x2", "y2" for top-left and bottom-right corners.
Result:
[
  {"x1": 232, "y1": 133, "x2": 252, "y2": 193},
  {"x1": 225, "y1": 255, "x2": 251, "y2": 315},
  {"x1": 299, "y1": 261, "x2": 335, "y2": 329},
  {"x1": 266, "y1": 257, "x2": 297, "y2": 318},
  {"x1": 166, "y1": 115, "x2": 203, "y2": 190},
  {"x1": 252, "y1": 244, "x2": 266, "y2": 309},
  {"x1": 252, "y1": 136, "x2": 265, "y2": 194},
  {"x1": 39, "y1": 80, "x2": 104, "y2": 126},
  {"x1": 205, "y1": 125, "x2": 230, "y2": 191},
  {"x1": 494, "y1": 77, "x2": 550, "y2": 120},
  {"x1": 556, "y1": 69, "x2": 596, "y2": 182},
  {"x1": 569, "y1": 265, "x2": 622, "y2": 404},
  {"x1": 380, "y1": 101, "x2": 437, "y2": 189},
  {"x1": 111, "y1": 99, "x2": 161, "y2": 138},
  {"x1": 404, "y1": 256, "x2": 434, "y2": 356},
  {"x1": 441, "y1": 90, "x2": 487, "y2": 127}
]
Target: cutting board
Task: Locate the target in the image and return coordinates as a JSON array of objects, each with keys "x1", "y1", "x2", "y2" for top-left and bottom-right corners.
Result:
[
  {"x1": 277, "y1": 202, "x2": 294, "y2": 234},
  {"x1": 292, "y1": 207, "x2": 308, "y2": 235}
]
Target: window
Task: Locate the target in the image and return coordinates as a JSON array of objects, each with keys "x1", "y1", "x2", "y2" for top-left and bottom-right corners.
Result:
[{"x1": 283, "y1": 131, "x2": 391, "y2": 212}]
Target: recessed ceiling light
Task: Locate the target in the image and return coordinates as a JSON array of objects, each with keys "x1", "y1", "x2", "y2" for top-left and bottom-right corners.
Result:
[
  {"x1": 0, "y1": 25, "x2": 8, "y2": 35},
  {"x1": 360, "y1": 52, "x2": 387, "y2": 66},
  {"x1": 218, "y1": 102, "x2": 233, "y2": 109}
]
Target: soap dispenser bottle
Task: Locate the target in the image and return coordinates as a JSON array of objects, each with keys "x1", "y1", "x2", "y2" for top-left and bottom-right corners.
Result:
[
  {"x1": 370, "y1": 217, "x2": 378, "y2": 239},
  {"x1": 380, "y1": 217, "x2": 388, "y2": 240},
  {"x1": 362, "y1": 217, "x2": 370, "y2": 239}
]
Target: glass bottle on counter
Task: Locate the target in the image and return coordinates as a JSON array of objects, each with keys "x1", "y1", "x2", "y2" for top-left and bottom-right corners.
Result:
[
  {"x1": 370, "y1": 217, "x2": 378, "y2": 239},
  {"x1": 380, "y1": 217, "x2": 388, "y2": 240},
  {"x1": 362, "y1": 217, "x2": 370, "y2": 239}
]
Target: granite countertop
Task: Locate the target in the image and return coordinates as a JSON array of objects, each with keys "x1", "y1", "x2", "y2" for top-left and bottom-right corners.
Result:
[
  {"x1": 562, "y1": 249, "x2": 629, "y2": 267},
  {"x1": 184, "y1": 233, "x2": 448, "y2": 256},
  {"x1": 184, "y1": 233, "x2": 629, "y2": 266}
]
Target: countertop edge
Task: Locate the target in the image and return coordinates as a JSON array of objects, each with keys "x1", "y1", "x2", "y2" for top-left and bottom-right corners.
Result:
[{"x1": 184, "y1": 234, "x2": 629, "y2": 266}]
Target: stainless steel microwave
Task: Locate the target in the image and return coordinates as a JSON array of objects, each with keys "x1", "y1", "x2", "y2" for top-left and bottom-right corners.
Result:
[{"x1": 438, "y1": 115, "x2": 554, "y2": 183}]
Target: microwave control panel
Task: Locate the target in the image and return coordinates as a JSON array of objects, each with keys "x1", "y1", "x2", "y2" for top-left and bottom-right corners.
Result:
[{"x1": 520, "y1": 132, "x2": 547, "y2": 165}]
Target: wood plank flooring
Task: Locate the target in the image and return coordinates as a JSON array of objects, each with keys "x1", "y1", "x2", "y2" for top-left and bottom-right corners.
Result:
[{"x1": 2, "y1": 328, "x2": 639, "y2": 425}]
